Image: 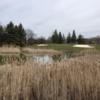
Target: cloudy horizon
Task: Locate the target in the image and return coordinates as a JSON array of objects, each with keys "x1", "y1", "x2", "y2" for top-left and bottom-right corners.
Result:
[{"x1": 0, "y1": 0, "x2": 100, "y2": 38}]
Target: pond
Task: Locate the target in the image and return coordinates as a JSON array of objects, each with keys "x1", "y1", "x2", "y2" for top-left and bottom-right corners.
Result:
[
  {"x1": 32, "y1": 52, "x2": 73, "y2": 64},
  {"x1": 0, "y1": 51, "x2": 74, "y2": 64}
]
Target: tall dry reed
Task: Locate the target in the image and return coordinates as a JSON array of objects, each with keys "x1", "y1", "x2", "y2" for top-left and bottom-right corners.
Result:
[{"x1": 0, "y1": 54, "x2": 100, "y2": 100}]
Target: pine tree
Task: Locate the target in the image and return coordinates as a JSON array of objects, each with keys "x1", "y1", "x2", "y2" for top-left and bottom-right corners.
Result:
[
  {"x1": 17, "y1": 24, "x2": 26, "y2": 47},
  {"x1": 0, "y1": 25, "x2": 3, "y2": 33},
  {"x1": 0, "y1": 25, "x2": 3, "y2": 46},
  {"x1": 77, "y1": 34, "x2": 85, "y2": 44},
  {"x1": 6, "y1": 22, "x2": 15, "y2": 44},
  {"x1": 71, "y1": 30, "x2": 77, "y2": 43},
  {"x1": 6, "y1": 22, "x2": 14, "y2": 34},
  {"x1": 67, "y1": 33, "x2": 71, "y2": 43},
  {"x1": 51, "y1": 30, "x2": 59, "y2": 43},
  {"x1": 0, "y1": 22, "x2": 26, "y2": 46},
  {"x1": 58, "y1": 32, "x2": 63, "y2": 43},
  {"x1": 62, "y1": 34, "x2": 65, "y2": 43}
]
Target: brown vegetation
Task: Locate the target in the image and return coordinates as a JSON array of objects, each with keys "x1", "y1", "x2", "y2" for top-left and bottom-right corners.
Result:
[
  {"x1": 0, "y1": 47, "x2": 61, "y2": 56},
  {"x1": 0, "y1": 52, "x2": 100, "y2": 100},
  {"x1": 22, "y1": 48, "x2": 62, "y2": 55},
  {"x1": 0, "y1": 47, "x2": 20, "y2": 54}
]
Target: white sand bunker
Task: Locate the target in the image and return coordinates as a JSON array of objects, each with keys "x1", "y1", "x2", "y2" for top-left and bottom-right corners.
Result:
[
  {"x1": 73, "y1": 44, "x2": 94, "y2": 48},
  {"x1": 37, "y1": 44, "x2": 48, "y2": 47}
]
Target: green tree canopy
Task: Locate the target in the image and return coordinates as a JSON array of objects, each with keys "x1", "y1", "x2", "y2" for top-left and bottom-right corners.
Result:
[
  {"x1": 67, "y1": 33, "x2": 71, "y2": 43},
  {"x1": 6, "y1": 22, "x2": 15, "y2": 34},
  {"x1": 17, "y1": 24, "x2": 26, "y2": 47},
  {"x1": 77, "y1": 34, "x2": 85, "y2": 44},
  {"x1": 51, "y1": 30, "x2": 59, "y2": 43},
  {"x1": 0, "y1": 25, "x2": 3, "y2": 33},
  {"x1": 58, "y1": 32, "x2": 63, "y2": 43},
  {"x1": 71, "y1": 30, "x2": 77, "y2": 43},
  {"x1": 0, "y1": 22, "x2": 26, "y2": 46}
]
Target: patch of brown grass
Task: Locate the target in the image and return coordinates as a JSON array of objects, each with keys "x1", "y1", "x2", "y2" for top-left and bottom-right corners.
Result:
[
  {"x1": 0, "y1": 47, "x2": 20, "y2": 54},
  {"x1": 0, "y1": 47, "x2": 61, "y2": 56},
  {"x1": 0, "y1": 54, "x2": 100, "y2": 100},
  {"x1": 22, "y1": 48, "x2": 62, "y2": 55}
]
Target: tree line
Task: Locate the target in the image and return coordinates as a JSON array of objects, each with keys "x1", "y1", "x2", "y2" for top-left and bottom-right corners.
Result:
[
  {"x1": 0, "y1": 22, "x2": 26, "y2": 47},
  {"x1": 0, "y1": 21, "x2": 99, "y2": 46},
  {"x1": 50, "y1": 29, "x2": 85, "y2": 44},
  {"x1": 27, "y1": 29, "x2": 85, "y2": 45}
]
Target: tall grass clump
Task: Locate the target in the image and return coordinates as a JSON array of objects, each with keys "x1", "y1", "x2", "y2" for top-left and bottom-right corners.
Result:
[{"x1": 0, "y1": 54, "x2": 100, "y2": 100}]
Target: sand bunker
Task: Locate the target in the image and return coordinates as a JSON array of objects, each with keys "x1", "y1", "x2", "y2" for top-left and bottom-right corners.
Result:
[
  {"x1": 37, "y1": 44, "x2": 48, "y2": 47},
  {"x1": 73, "y1": 44, "x2": 94, "y2": 48}
]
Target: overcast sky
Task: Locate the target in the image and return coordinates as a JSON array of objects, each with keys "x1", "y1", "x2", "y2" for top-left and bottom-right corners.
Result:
[{"x1": 0, "y1": 0, "x2": 100, "y2": 38}]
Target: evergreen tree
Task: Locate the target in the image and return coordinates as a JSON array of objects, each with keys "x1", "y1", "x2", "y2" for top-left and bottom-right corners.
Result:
[
  {"x1": 0, "y1": 25, "x2": 3, "y2": 46},
  {"x1": 6, "y1": 22, "x2": 14, "y2": 34},
  {"x1": 6, "y1": 22, "x2": 15, "y2": 44},
  {"x1": 58, "y1": 32, "x2": 63, "y2": 43},
  {"x1": 14, "y1": 25, "x2": 20, "y2": 45},
  {"x1": 62, "y1": 34, "x2": 66, "y2": 43},
  {"x1": 17, "y1": 24, "x2": 26, "y2": 47},
  {"x1": 71, "y1": 30, "x2": 77, "y2": 43},
  {"x1": 0, "y1": 22, "x2": 26, "y2": 46},
  {"x1": 67, "y1": 33, "x2": 71, "y2": 43},
  {"x1": 0, "y1": 25, "x2": 3, "y2": 33},
  {"x1": 77, "y1": 34, "x2": 85, "y2": 44},
  {"x1": 51, "y1": 30, "x2": 59, "y2": 43}
]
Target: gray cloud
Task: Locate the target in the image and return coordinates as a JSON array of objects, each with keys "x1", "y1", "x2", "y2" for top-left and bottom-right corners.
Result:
[{"x1": 0, "y1": 0, "x2": 100, "y2": 37}]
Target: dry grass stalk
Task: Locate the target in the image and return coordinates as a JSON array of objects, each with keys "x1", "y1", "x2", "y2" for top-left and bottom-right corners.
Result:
[
  {"x1": 22, "y1": 48, "x2": 62, "y2": 55},
  {"x1": 0, "y1": 54, "x2": 100, "y2": 100},
  {"x1": 0, "y1": 47, "x2": 20, "y2": 54},
  {"x1": 0, "y1": 47, "x2": 61, "y2": 56}
]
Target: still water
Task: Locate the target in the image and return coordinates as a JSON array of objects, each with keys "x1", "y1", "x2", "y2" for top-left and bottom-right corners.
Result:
[
  {"x1": 32, "y1": 51, "x2": 73, "y2": 64},
  {"x1": 0, "y1": 51, "x2": 73, "y2": 64}
]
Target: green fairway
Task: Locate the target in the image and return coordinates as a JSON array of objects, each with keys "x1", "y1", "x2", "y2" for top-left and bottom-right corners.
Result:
[
  {"x1": 32, "y1": 44, "x2": 84, "y2": 52},
  {"x1": 31, "y1": 44, "x2": 100, "y2": 52},
  {"x1": 95, "y1": 44, "x2": 100, "y2": 51}
]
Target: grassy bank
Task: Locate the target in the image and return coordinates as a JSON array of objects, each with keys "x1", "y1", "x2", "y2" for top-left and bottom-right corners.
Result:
[
  {"x1": 32, "y1": 44, "x2": 81, "y2": 51},
  {"x1": 0, "y1": 46, "x2": 61, "y2": 56},
  {"x1": 0, "y1": 52, "x2": 100, "y2": 100},
  {"x1": 0, "y1": 44, "x2": 100, "y2": 55},
  {"x1": 32, "y1": 44, "x2": 100, "y2": 52},
  {"x1": 95, "y1": 44, "x2": 100, "y2": 51}
]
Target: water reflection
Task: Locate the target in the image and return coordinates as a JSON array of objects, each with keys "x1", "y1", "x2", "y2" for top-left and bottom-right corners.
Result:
[
  {"x1": 32, "y1": 52, "x2": 72, "y2": 64},
  {"x1": 0, "y1": 51, "x2": 73, "y2": 64},
  {"x1": 33, "y1": 55, "x2": 53, "y2": 64}
]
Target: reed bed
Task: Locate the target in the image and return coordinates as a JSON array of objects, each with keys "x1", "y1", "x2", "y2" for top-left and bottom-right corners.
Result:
[
  {"x1": 0, "y1": 53, "x2": 100, "y2": 100},
  {"x1": 0, "y1": 47, "x2": 61, "y2": 56},
  {"x1": 22, "y1": 48, "x2": 62, "y2": 55},
  {"x1": 0, "y1": 47, "x2": 20, "y2": 54}
]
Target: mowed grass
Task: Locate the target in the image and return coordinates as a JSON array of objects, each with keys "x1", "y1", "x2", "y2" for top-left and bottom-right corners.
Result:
[
  {"x1": 32, "y1": 44, "x2": 100, "y2": 53},
  {"x1": 32, "y1": 44, "x2": 82, "y2": 52},
  {"x1": 95, "y1": 44, "x2": 100, "y2": 51},
  {"x1": 0, "y1": 44, "x2": 99, "y2": 54}
]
